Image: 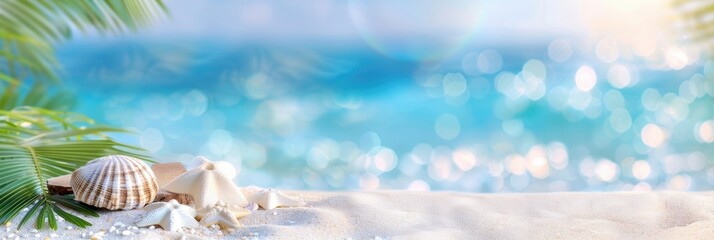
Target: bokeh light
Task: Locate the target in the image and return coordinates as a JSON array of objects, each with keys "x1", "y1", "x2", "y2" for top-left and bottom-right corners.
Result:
[
  {"x1": 435, "y1": 114, "x2": 461, "y2": 140},
  {"x1": 58, "y1": 1, "x2": 714, "y2": 193},
  {"x1": 664, "y1": 47, "x2": 688, "y2": 70},
  {"x1": 606, "y1": 65, "x2": 631, "y2": 89},
  {"x1": 548, "y1": 39, "x2": 573, "y2": 63},
  {"x1": 631, "y1": 160, "x2": 651, "y2": 180},
  {"x1": 641, "y1": 124, "x2": 667, "y2": 148},
  {"x1": 140, "y1": 128, "x2": 164, "y2": 153},
  {"x1": 697, "y1": 120, "x2": 714, "y2": 143},
  {"x1": 477, "y1": 50, "x2": 503, "y2": 74},
  {"x1": 452, "y1": 149, "x2": 477, "y2": 172},
  {"x1": 595, "y1": 38, "x2": 619, "y2": 63},
  {"x1": 595, "y1": 159, "x2": 619, "y2": 182},
  {"x1": 575, "y1": 65, "x2": 597, "y2": 91}
]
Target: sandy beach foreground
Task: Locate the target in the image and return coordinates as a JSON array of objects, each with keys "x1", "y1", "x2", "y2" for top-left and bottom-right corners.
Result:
[{"x1": 4, "y1": 190, "x2": 714, "y2": 240}]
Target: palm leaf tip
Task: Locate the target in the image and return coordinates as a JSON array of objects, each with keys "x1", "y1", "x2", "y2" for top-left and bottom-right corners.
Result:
[
  {"x1": 673, "y1": 0, "x2": 714, "y2": 54},
  {"x1": 0, "y1": 0, "x2": 167, "y2": 84}
]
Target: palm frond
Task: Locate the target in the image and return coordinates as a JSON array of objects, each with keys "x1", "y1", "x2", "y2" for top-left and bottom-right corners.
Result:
[
  {"x1": 0, "y1": 0, "x2": 166, "y2": 83},
  {"x1": 0, "y1": 107, "x2": 153, "y2": 230},
  {"x1": 673, "y1": 0, "x2": 714, "y2": 54},
  {"x1": 0, "y1": 83, "x2": 77, "y2": 111},
  {"x1": 0, "y1": 0, "x2": 165, "y2": 230}
]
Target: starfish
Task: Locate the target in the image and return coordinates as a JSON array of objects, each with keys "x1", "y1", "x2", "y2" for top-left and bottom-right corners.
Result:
[
  {"x1": 197, "y1": 202, "x2": 251, "y2": 230},
  {"x1": 212, "y1": 201, "x2": 253, "y2": 217},
  {"x1": 163, "y1": 158, "x2": 249, "y2": 209},
  {"x1": 198, "y1": 208, "x2": 246, "y2": 230},
  {"x1": 185, "y1": 156, "x2": 237, "y2": 179},
  {"x1": 136, "y1": 199, "x2": 199, "y2": 232},
  {"x1": 248, "y1": 188, "x2": 305, "y2": 210}
]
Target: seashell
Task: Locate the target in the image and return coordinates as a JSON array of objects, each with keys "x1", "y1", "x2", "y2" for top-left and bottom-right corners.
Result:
[
  {"x1": 184, "y1": 156, "x2": 237, "y2": 179},
  {"x1": 197, "y1": 207, "x2": 244, "y2": 229},
  {"x1": 243, "y1": 202, "x2": 259, "y2": 212},
  {"x1": 195, "y1": 201, "x2": 250, "y2": 230},
  {"x1": 248, "y1": 188, "x2": 305, "y2": 210},
  {"x1": 136, "y1": 199, "x2": 198, "y2": 232},
  {"x1": 196, "y1": 201, "x2": 251, "y2": 219},
  {"x1": 70, "y1": 155, "x2": 159, "y2": 210},
  {"x1": 163, "y1": 157, "x2": 248, "y2": 209}
]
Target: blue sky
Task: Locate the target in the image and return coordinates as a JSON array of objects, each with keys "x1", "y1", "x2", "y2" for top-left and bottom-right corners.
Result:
[
  {"x1": 80, "y1": 0, "x2": 585, "y2": 43},
  {"x1": 70, "y1": 0, "x2": 680, "y2": 65}
]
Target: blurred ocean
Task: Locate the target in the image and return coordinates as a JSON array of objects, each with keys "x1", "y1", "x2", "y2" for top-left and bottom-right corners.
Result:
[{"x1": 54, "y1": 38, "x2": 714, "y2": 192}]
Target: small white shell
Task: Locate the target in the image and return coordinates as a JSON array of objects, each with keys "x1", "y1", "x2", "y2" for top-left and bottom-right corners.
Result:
[
  {"x1": 248, "y1": 188, "x2": 305, "y2": 210},
  {"x1": 70, "y1": 155, "x2": 159, "y2": 210}
]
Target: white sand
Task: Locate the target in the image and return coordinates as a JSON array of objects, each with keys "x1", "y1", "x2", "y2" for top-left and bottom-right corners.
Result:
[{"x1": 4, "y1": 190, "x2": 714, "y2": 239}]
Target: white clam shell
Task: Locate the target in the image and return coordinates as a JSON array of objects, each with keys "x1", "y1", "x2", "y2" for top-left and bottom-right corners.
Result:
[{"x1": 70, "y1": 155, "x2": 159, "y2": 210}]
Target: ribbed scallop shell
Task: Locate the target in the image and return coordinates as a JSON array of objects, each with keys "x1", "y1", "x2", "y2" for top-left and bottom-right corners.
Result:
[{"x1": 70, "y1": 155, "x2": 159, "y2": 210}]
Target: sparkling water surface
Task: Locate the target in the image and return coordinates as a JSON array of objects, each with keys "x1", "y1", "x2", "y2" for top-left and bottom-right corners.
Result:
[{"x1": 54, "y1": 39, "x2": 714, "y2": 192}]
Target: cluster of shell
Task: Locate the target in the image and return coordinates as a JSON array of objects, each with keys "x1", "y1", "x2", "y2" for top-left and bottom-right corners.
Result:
[
  {"x1": 136, "y1": 157, "x2": 255, "y2": 231},
  {"x1": 70, "y1": 155, "x2": 159, "y2": 210},
  {"x1": 70, "y1": 154, "x2": 306, "y2": 232}
]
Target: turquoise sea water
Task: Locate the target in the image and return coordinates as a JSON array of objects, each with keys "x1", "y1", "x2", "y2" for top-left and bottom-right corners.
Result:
[{"x1": 54, "y1": 39, "x2": 714, "y2": 192}]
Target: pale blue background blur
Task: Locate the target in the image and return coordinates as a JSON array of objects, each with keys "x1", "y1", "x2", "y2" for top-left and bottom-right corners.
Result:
[{"x1": 54, "y1": 0, "x2": 714, "y2": 192}]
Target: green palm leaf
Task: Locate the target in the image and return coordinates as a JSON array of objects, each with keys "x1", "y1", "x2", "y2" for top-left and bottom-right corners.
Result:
[
  {"x1": 0, "y1": 0, "x2": 166, "y2": 230},
  {"x1": 0, "y1": 0, "x2": 168, "y2": 112},
  {"x1": 672, "y1": 0, "x2": 714, "y2": 53},
  {"x1": 0, "y1": 83, "x2": 77, "y2": 111},
  {"x1": 0, "y1": 107, "x2": 153, "y2": 230},
  {"x1": 0, "y1": 0, "x2": 166, "y2": 83}
]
